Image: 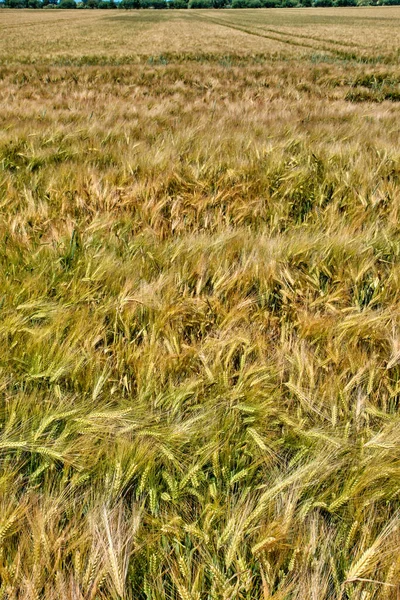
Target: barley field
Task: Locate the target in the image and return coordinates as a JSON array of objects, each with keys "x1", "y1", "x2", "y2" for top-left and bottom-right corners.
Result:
[{"x1": 0, "y1": 7, "x2": 400, "y2": 599}]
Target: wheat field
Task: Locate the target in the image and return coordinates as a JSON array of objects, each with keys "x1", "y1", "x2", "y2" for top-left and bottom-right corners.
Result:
[{"x1": 0, "y1": 7, "x2": 400, "y2": 599}]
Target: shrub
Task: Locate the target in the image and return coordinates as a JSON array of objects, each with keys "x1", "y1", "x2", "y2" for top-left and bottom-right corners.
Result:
[
  {"x1": 313, "y1": 0, "x2": 333, "y2": 6},
  {"x1": 58, "y1": 0, "x2": 77, "y2": 7},
  {"x1": 5, "y1": 0, "x2": 26, "y2": 7},
  {"x1": 169, "y1": 0, "x2": 188, "y2": 7},
  {"x1": 189, "y1": 0, "x2": 212, "y2": 7}
]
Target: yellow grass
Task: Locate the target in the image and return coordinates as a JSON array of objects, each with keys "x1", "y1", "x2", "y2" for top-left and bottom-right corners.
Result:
[
  {"x1": 2, "y1": 7, "x2": 400, "y2": 61},
  {"x1": 0, "y1": 7, "x2": 400, "y2": 599}
]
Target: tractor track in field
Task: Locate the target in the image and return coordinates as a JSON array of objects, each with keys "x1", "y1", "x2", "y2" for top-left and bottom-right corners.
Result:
[
  {"x1": 190, "y1": 13, "x2": 373, "y2": 62},
  {"x1": 214, "y1": 18, "x2": 365, "y2": 49}
]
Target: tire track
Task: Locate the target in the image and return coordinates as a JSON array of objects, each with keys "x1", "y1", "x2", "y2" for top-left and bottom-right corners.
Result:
[
  {"x1": 190, "y1": 12, "x2": 336, "y2": 54},
  {"x1": 214, "y1": 17, "x2": 364, "y2": 49},
  {"x1": 189, "y1": 13, "x2": 376, "y2": 62}
]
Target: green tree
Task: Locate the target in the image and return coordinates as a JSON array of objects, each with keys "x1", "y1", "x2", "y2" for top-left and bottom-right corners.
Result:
[
  {"x1": 188, "y1": 0, "x2": 212, "y2": 7},
  {"x1": 169, "y1": 0, "x2": 188, "y2": 7},
  {"x1": 120, "y1": 0, "x2": 139, "y2": 7},
  {"x1": 58, "y1": 0, "x2": 77, "y2": 8},
  {"x1": 5, "y1": 0, "x2": 27, "y2": 7}
]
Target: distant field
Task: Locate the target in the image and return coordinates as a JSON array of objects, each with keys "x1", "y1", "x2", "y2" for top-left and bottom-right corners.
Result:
[
  {"x1": 2, "y1": 7, "x2": 400, "y2": 61},
  {"x1": 1, "y1": 8, "x2": 400, "y2": 600}
]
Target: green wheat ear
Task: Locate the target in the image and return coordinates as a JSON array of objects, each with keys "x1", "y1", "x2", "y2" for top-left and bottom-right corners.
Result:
[{"x1": 1, "y1": 7, "x2": 400, "y2": 599}]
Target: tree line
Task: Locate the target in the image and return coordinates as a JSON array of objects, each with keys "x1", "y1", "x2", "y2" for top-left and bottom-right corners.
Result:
[{"x1": 2, "y1": 0, "x2": 399, "y2": 9}]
